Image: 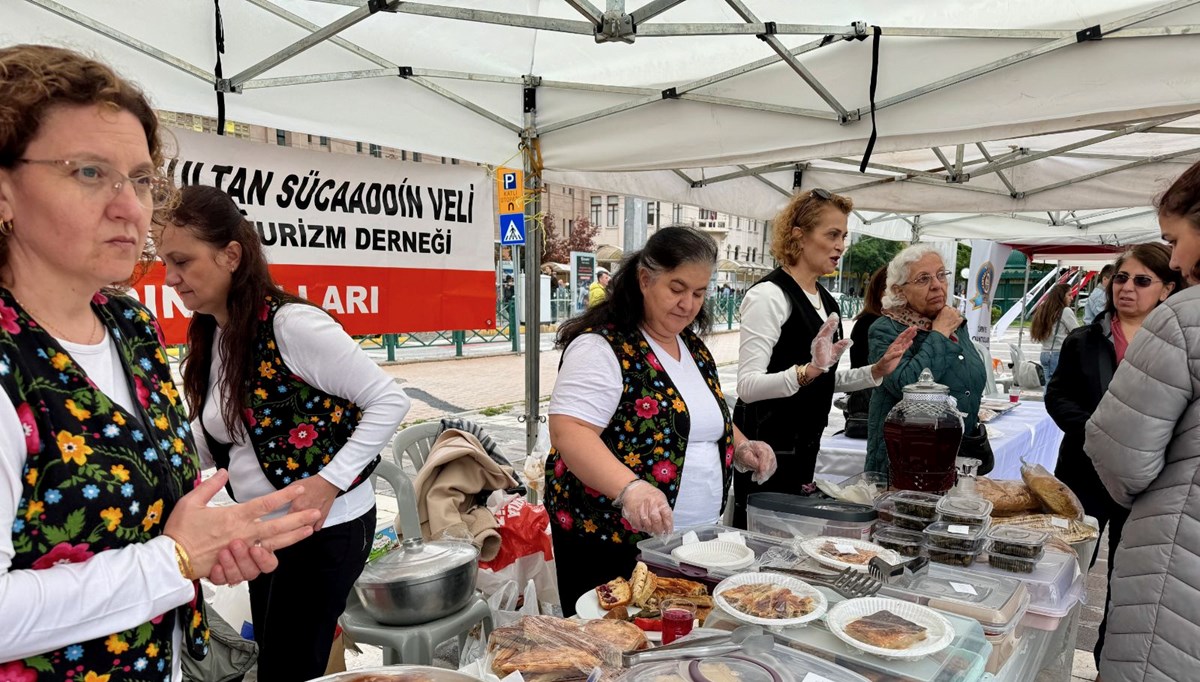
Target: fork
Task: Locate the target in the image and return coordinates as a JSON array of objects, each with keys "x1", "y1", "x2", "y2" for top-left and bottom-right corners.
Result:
[{"x1": 762, "y1": 565, "x2": 882, "y2": 599}]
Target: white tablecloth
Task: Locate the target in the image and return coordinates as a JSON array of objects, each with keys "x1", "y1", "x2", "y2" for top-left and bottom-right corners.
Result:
[{"x1": 815, "y1": 401, "x2": 1064, "y2": 482}]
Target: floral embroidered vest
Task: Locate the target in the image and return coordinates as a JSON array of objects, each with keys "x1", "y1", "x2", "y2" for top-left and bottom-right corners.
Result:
[
  {"x1": 545, "y1": 325, "x2": 734, "y2": 545},
  {"x1": 211, "y1": 296, "x2": 376, "y2": 493},
  {"x1": 0, "y1": 289, "x2": 208, "y2": 680}
]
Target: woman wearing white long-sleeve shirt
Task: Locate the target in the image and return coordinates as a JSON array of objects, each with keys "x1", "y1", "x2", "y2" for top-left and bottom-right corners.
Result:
[
  {"x1": 732, "y1": 189, "x2": 913, "y2": 527},
  {"x1": 158, "y1": 185, "x2": 410, "y2": 682}
]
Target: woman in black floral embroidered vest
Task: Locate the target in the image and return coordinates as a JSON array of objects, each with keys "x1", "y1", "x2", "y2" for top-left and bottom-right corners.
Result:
[
  {"x1": 0, "y1": 45, "x2": 321, "y2": 682},
  {"x1": 158, "y1": 185, "x2": 410, "y2": 681},
  {"x1": 546, "y1": 226, "x2": 778, "y2": 615}
]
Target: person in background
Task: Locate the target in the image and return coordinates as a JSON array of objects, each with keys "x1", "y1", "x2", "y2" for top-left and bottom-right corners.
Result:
[
  {"x1": 0, "y1": 44, "x2": 318, "y2": 681},
  {"x1": 866, "y1": 244, "x2": 987, "y2": 475},
  {"x1": 1046, "y1": 244, "x2": 1182, "y2": 669},
  {"x1": 734, "y1": 190, "x2": 913, "y2": 526},
  {"x1": 850, "y1": 266, "x2": 889, "y2": 369},
  {"x1": 1084, "y1": 159, "x2": 1200, "y2": 682},
  {"x1": 545, "y1": 227, "x2": 776, "y2": 615},
  {"x1": 588, "y1": 267, "x2": 611, "y2": 308},
  {"x1": 1083, "y1": 264, "x2": 1114, "y2": 324},
  {"x1": 158, "y1": 186, "x2": 410, "y2": 681},
  {"x1": 1029, "y1": 283, "x2": 1078, "y2": 383}
]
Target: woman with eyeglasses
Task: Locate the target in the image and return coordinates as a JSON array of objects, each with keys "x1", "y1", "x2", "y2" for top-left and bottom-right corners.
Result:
[
  {"x1": 865, "y1": 244, "x2": 987, "y2": 475},
  {"x1": 1084, "y1": 161, "x2": 1200, "y2": 682},
  {"x1": 1029, "y1": 283, "x2": 1078, "y2": 384},
  {"x1": 0, "y1": 45, "x2": 320, "y2": 680},
  {"x1": 734, "y1": 189, "x2": 913, "y2": 526},
  {"x1": 1045, "y1": 243, "x2": 1182, "y2": 668}
]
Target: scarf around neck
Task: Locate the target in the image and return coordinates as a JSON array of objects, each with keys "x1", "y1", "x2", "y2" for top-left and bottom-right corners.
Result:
[{"x1": 882, "y1": 305, "x2": 934, "y2": 331}]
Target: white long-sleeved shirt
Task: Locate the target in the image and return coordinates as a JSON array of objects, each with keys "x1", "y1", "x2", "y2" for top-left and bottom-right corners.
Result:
[
  {"x1": 0, "y1": 332, "x2": 192, "y2": 671},
  {"x1": 737, "y1": 281, "x2": 880, "y2": 403},
  {"x1": 192, "y1": 303, "x2": 410, "y2": 527}
]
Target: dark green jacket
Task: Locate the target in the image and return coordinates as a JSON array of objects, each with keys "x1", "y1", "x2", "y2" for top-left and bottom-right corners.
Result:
[{"x1": 865, "y1": 316, "x2": 986, "y2": 473}]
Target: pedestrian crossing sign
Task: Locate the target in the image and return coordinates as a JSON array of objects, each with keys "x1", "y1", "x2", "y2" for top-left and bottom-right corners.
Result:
[{"x1": 499, "y1": 212, "x2": 526, "y2": 245}]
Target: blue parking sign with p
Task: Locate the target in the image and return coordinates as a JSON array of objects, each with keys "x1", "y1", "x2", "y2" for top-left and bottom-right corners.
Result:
[{"x1": 503, "y1": 172, "x2": 518, "y2": 191}]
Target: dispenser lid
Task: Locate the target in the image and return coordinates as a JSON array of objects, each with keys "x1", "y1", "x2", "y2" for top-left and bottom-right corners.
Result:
[{"x1": 903, "y1": 368, "x2": 951, "y2": 395}]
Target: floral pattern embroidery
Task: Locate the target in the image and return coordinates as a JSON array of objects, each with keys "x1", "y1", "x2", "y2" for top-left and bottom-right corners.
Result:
[
  {"x1": 238, "y1": 296, "x2": 377, "y2": 492},
  {"x1": 0, "y1": 289, "x2": 209, "y2": 679},
  {"x1": 545, "y1": 325, "x2": 734, "y2": 544}
]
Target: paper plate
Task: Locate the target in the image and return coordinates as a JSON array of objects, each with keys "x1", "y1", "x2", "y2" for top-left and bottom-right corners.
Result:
[
  {"x1": 825, "y1": 597, "x2": 955, "y2": 660},
  {"x1": 572, "y1": 592, "x2": 661, "y2": 641},
  {"x1": 670, "y1": 540, "x2": 756, "y2": 571},
  {"x1": 712, "y1": 572, "x2": 827, "y2": 628},
  {"x1": 797, "y1": 536, "x2": 901, "y2": 573}
]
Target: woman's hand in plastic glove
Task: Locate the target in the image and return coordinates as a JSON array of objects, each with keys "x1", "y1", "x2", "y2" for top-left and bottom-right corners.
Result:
[
  {"x1": 810, "y1": 313, "x2": 853, "y2": 371},
  {"x1": 871, "y1": 326, "x2": 919, "y2": 380},
  {"x1": 734, "y1": 440, "x2": 777, "y2": 484},
  {"x1": 617, "y1": 480, "x2": 673, "y2": 536}
]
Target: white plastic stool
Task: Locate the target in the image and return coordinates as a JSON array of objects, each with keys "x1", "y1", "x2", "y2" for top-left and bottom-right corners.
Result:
[{"x1": 339, "y1": 591, "x2": 493, "y2": 665}]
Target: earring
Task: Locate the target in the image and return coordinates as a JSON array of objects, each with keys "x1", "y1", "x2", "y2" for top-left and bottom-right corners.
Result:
[{"x1": 0, "y1": 219, "x2": 12, "y2": 237}]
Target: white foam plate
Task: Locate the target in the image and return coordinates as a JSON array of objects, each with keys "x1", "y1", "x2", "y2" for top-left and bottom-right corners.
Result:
[
  {"x1": 572, "y1": 591, "x2": 660, "y2": 641},
  {"x1": 797, "y1": 536, "x2": 901, "y2": 573},
  {"x1": 712, "y1": 572, "x2": 827, "y2": 628},
  {"x1": 824, "y1": 597, "x2": 955, "y2": 660},
  {"x1": 671, "y1": 540, "x2": 756, "y2": 571}
]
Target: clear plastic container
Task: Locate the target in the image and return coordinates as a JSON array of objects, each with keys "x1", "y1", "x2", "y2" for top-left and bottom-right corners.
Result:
[
  {"x1": 890, "y1": 491, "x2": 942, "y2": 519},
  {"x1": 923, "y1": 521, "x2": 989, "y2": 553},
  {"x1": 968, "y1": 547, "x2": 1081, "y2": 616},
  {"x1": 746, "y1": 493, "x2": 877, "y2": 541},
  {"x1": 880, "y1": 563, "x2": 1030, "y2": 637},
  {"x1": 872, "y1": 526, "x2": 924, "y2": 558},
  {"x1": 986, "y1": 546, "x2": 1045, "y2": 574},
  {"x1": 620, "y1": 645, "x2": 874, "y2": 682},
  {"x1": 987, "y1": 526, "x2": 1049, "y2": 559},
  {"x1": 935, "y1": 495, "x2": 993, "y2": 525},
  {"x1": 892, "y1": 510, "x2": 937, "y2": 531},
  {"x1": 924, "y1": 542, "x2": 979, "y2": 568},
  {"x1": 1023, "y1": 574, "x2": 1085, "y2": 631}
]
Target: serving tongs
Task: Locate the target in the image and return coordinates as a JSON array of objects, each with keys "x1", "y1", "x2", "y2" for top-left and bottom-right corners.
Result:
[
  {"x1": 621, "y1": 625, "x2": 773, "y2": 666},
  {"x1": 868, "y1": 555, "x2": 930, "y2": 585}
]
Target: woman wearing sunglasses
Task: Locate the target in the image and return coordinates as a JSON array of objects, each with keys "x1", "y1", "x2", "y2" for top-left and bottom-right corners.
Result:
[
  {"x1": 1045, "y1": 244, "x2": 1182, "y2": 668},
  {"x1": 733, "y1": 189, "x2": 913, "y2": 526}
]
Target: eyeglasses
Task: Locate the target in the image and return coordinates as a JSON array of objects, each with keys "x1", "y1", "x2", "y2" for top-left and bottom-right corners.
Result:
[
  {"x1": 17, "y1": 158, "x2": 171, "y2": 209},
  {"x1": 810, "y1": 188, "x2": 833, "y2": 201},
  {"x1": 1113, "y1": 272, "x2": 1162, "y2": 288},
  {"x1": 904, "y1": 269, "x2": 952, "y2": 287}
]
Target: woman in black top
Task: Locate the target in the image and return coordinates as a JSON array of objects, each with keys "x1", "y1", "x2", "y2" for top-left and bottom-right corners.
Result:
[{"x1": 850, "y1": 266, "x2": 889, "y2": 369}]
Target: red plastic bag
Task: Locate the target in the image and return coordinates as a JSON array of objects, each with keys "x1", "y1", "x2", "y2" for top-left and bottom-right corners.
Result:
[{"x1": 477, "y1": 494, "x2": 560, "y2": 613}]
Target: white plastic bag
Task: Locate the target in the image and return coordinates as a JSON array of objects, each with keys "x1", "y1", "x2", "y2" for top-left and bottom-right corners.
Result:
[{"x1": 460, "y1": 579, "x2": 540, "y2": 667}]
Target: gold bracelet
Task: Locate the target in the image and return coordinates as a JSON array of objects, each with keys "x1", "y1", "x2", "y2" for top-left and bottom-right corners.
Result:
[
  {"x1": 795, "y1": 363, "x2": 813, "y2": 387},
  {"x1": 171, "y1": 539, "x2": 196, "y2": 581}
]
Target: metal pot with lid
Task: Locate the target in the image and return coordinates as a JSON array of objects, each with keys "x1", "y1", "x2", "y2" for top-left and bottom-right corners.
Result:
[
  {"x1": 882, "y1": 368, "x2": 964, "y2": 493},
  {"x1": 354, "y1": 460, "x2": 480, "y2": 626}
]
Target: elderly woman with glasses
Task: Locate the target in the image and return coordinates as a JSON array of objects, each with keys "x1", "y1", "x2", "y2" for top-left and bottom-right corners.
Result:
[
  {"x1": 865, "y1": 244, "x2": 987, "y2": 475},
  {"x1": 734, "y1": 189, "x2": 913, "y2": 526}
]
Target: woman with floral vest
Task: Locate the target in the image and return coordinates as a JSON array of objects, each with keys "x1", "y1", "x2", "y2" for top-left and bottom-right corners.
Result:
[
  {"x1": 0, "y1": 45, "x2": 322, "y2": 681},
  {"x1": 546, "y1": 226, "x2": 777, "y2": 615},
  {"x1": 157, "y1": 185, "x2": 410, "y2": 681}
]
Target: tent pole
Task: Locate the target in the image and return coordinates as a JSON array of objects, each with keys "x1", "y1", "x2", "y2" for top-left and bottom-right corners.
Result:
[
  {"x1": 523, "y1": 83, "x2": 542, "y2": 457},
  {"x1": 1017, "y1": 255, "x2": 1032, "y2": 348}
]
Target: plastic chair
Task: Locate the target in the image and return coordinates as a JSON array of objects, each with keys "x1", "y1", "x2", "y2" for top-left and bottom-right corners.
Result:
[
  {"x1": 338, "y1": 454, "x2": 493, "y2": 665},
  {"x1": 391, "y1": 421, "x2": 442, "y2": 471}
]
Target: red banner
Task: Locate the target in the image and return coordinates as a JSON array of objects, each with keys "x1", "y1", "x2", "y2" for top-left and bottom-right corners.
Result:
[{"x1": 131, "y1": 264, "x2": 497, "y2": 345}]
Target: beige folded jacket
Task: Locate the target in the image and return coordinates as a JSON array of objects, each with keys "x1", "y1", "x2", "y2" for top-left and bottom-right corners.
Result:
[{"x1": 399, "y1": 428, "x2": 518, "y2": 562}]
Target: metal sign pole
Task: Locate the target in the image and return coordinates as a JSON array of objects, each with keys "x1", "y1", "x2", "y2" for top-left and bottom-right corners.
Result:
[
  {"x1": 1017, "y1": 255, "x2": 1032, "y2": 348},
  {"x1": 522, "y1": 82, "x2": 542, "y2": 457}
]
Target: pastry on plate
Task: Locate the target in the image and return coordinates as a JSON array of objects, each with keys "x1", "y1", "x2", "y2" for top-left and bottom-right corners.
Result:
[
  {"x1": 630, "y1": 561, "x2": 658, "y2": 608},
  {"x1": 596, "y1": 576, "x2": 632, "y2": 610},
  {"x1": 844, "y1": 610, "x2": 928, "y2": 650},
  {"x1": 720, "y1": 583, "x2": 814, "y2": 619}
]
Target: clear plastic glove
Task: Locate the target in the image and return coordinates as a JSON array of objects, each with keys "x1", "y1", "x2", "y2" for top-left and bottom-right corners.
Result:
[
  {"x1": 810, "y1": 313, "x2": 853, "y2": 372},
  {"x1": 733, "y1": 440, "x2": 778, "y2": 484},
  {"x1": 615, "y1": 480, "x2": 673, "y2": 536}
]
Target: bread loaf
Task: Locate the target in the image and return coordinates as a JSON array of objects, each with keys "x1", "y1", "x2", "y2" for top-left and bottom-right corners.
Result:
[
  {"x1": 976, "y1": 477, "x2": 1040, "y2": 515},
  {"x1": 1020, "y1": 459, "x2": 1084, "y2": 520}
]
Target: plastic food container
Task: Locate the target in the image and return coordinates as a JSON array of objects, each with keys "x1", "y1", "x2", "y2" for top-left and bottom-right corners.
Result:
[
  {"x1": 924, "y1": 543, "x2": 979, "y2": 567},
  {"x1": 986, "y1": 546, "x2": 1045, "y2": 574},
  {"x1": 872, "y1": 526, "x2": 924, "y2": 558},
  {"x1": 890, "y1": 491, "x2": 942, "y2": 519},
  {"x1": 892, "y1": 510, "x2": 936, "y2": 531},
  {"x1": 636, "y1": 525, "x2": 789, "y2": 588},
  {"x1": 935, "y1": 496, "x2": 993, "y2": 525},
  {"x1": 987, "y1": 526, "x2": 1049, "y2": 558},
  {"x1": 747, "y1": 493, "x2": 877, "y2": 541},
  {"x1": 970, "y1": 547, "x2": 1080, "y2": 613},
  {"x1": 619, "y1": 648, "x2": 873, "y2": 682},
  {"x1": 923, "y1": 521, "x2": 989, "y2": 553},
  {"x1": 881, "y1": 563, "x2": 1030, "y2": 637},
  {"x1": 1023, "y1": 575, "x2": 1085, "y2": 631}
]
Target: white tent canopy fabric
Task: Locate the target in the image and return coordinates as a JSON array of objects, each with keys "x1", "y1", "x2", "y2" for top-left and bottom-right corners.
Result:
[{"x1": 7, "y1": 0, "x2": 1200, "y2": 215}]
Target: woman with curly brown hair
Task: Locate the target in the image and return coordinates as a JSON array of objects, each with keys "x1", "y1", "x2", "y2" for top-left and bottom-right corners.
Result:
[
  {"x1": 0, "y1": 45, "x2": 319, "y2": 681},
  {"x1": 732, "y1": 190, "x2": 914, "y2": 526}
]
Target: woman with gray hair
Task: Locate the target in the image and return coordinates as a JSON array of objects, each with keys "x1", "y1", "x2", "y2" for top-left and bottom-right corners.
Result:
[{"x1": 865, "y1": 244, "x2": 988, "y2": 474}]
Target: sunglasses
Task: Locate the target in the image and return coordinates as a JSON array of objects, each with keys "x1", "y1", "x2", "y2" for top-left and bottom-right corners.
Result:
[
  {"x1": 810, "y1": 188, "x2": 833, "y2": 201},
  {"x1": 1113, "y1": 272, "x2": 1162, "y2": 288}
]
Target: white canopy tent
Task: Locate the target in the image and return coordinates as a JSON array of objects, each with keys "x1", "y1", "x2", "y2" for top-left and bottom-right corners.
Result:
[{"x1": 7, "y1": 0, "x2": 1200, "y2": 451}]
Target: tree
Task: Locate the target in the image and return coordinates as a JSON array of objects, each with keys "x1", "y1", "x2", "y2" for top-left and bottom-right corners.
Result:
[
  {"x1": 841, "y1": 235, "x2": 903, "y2": 278},
  {"x1": 541, "y1": 213, "x2": 599, "y2": 265}
]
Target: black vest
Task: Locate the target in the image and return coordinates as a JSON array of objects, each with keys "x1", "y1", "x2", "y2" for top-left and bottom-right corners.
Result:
[{"x1": 733, "y1": 268, "x2": 842, "y2": 455}]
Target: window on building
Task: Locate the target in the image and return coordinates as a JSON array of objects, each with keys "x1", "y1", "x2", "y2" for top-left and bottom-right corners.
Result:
[
  {"x1": 591, "y1": 196, "x2": 602, "y2": 225},
  {"x1": 647, "y1": 201, "x2": 657, "y2": 226},
  {"x1": 700, "y1": 208, "x2": 717, "y2": 220},
  {"x1": 607, "y1": 195, "x2": 619, "y2": 227},
  {"x1": 319, "y1": 136, "x2": 329, "y2": 147},
  {"x1": 733, "y1": 245, "x2": 740, "y2": 261},
  {"x1": 726, "y1": 245, "x2": 732, "y2": 258},
  {"x1": 567, "y1": 219, "x2": 574, "y2": 237},
  {"x1": 401, "y1": 150, "x2": 407, "y2": 161},
  {"x1": 276, "y1": 130, "x2": 287, "y2": 146},
  {"x1": 673, "y1": 203, "x2": 684, "y2": 223},
  {"x1": 356, "y1": 141, "x2": 363, "y2": 153},
  {"x1": 413, "y1": 152, "x2": 423, "y2": 162},
  {"x1": 369, "y1": 143, "x2": 381, "y2": 158},
  {"x1": 451, "y1": 158, "x2": 459, "y2": 165}
]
